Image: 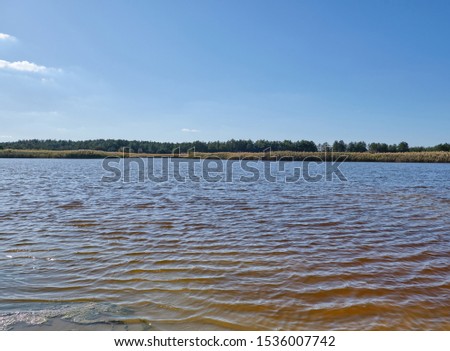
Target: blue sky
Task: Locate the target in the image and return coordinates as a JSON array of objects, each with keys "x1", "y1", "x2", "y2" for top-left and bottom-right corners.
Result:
[{"x1": 0, "y1": 0, "x2": 449, "y2": 146}]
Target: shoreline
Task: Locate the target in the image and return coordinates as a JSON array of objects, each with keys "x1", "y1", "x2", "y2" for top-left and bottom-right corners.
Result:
[{"x1": 1, "y1": 149, "x2": 450, "y2": 163}]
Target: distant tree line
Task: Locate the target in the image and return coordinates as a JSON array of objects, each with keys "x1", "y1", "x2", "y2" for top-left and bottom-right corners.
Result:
[
  {"x1": 0, "y1": 139, "x2": 318, "y2": 153},
  {"x1": 331, "y1": 140, "x2": 412, "y2": 153},
  {"x1": 0, "y1": 139, "x2": 449, "y2": 153}
]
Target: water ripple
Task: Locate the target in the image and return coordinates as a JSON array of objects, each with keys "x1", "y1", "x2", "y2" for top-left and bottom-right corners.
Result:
[{"x1": 0, "y1": 159, "x2": 449, "y2": 330}]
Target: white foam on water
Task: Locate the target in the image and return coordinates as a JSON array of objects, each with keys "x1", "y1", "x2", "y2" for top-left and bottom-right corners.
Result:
[{"x1": 0, "y1": 303, "x2": 131, "y2": 330}]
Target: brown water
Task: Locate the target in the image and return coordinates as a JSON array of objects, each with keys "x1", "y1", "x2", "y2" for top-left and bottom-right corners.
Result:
[{"x1": 0, "y1": 159, "x2": 449, "y2": 330}]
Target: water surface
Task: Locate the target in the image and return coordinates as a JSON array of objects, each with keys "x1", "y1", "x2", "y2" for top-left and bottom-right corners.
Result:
[{"x1": 0, "y1": 159, "x2": 449, "y2": 330}]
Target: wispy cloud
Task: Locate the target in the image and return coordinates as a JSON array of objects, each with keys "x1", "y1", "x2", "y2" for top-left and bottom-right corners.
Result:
[
  {"x1": 0, "y1": 33, "x2": 16, "y2": 41},
  {"x1": 181, "y1": 128, "x2": 200, "y2": 133},
  {"x1": 0, "y1": 34, "x2": 62, "y2": 74},
  {"x1": 0, "y1": 59, "x2": 59, "y2": 74}
]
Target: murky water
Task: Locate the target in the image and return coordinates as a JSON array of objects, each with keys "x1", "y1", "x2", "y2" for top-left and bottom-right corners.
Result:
[{"x1": 0, "y1": 158, "x2": 449, "y2": 330}]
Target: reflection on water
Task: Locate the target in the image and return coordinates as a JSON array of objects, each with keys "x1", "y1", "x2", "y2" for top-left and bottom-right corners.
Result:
[{"x1": 0, "y1": 159, "x2": 449, "y2": 330}]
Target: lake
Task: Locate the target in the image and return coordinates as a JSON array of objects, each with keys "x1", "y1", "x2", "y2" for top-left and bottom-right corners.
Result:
[{"x1": 0, "y1": 158, "x2": 449, "y2": 330}]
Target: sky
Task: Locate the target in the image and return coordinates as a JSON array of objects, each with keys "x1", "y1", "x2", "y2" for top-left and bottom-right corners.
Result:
[{"x1": 0, "y1": 0, "x2": 449, "y2": 146}]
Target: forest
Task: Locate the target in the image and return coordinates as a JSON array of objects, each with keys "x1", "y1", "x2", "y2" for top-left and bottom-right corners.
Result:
[{"x1": 0, "y1": 139, "x2": 449, "y2": 154}]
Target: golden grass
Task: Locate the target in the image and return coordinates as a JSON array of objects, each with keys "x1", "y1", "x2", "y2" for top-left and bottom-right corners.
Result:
[
  {"x1": 1, "y1": 149, "x2": 449, "y2": 163},
  {"x1": 194, "y1": 151, "x2": 450, "y2": 163},
  {"x1": 0, "y1": 149, "x2": 117, "y2": 158}
]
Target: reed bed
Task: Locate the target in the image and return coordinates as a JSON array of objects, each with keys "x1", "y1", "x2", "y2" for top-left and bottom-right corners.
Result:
[
  {"x1": 194, "y1": 151, "x2": 450, "y2": 163},
  {"x1": 0, "y1": 149, "x2": 118, "y2": 159},
  {"x1": 1, "y1": 149, "x2": 449, "y2": 162}
]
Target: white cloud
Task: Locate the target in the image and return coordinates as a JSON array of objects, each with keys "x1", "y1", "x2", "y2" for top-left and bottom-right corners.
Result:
[
  {"x1": 41, "y1": 77, "x2": 55, "y2": 84},
  {"x1": 0, "y1": 33, "x2": 16, "y2": 41},
  {"x1": 0, "y1": 59, "x2": 49, "y2": 73},
  {"x1": 0, "y1": 34, "x2": 62, "y2": 75},
  {"x1": 181, "y1": 128, "x2": 200, "y2": 133}
]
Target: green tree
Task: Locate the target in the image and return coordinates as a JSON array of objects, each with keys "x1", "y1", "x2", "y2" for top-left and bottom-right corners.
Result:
[
  {"x1": 332, "y1": 140, "x2": 347, "y2": 152},
  {"x1": 398, "y1": 141, "x2": 409, "y2": 152},
  {"x1": 388, "y1": 144, "x2": 398, "y2": 152}
]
